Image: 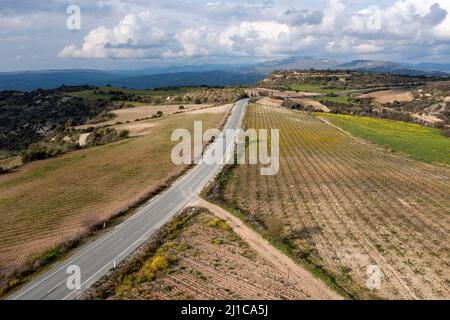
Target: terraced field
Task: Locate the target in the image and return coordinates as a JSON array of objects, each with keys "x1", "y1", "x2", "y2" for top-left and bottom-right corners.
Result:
[
  {"x1": 216, "y1": 104, "x2": 450, "y2": 299},
  {"x1": 91, "y1": 208, "x2": 313, "y2": 300},
  {"x1": 0, "y1": 110, "x2": 229, "y2": 274}
]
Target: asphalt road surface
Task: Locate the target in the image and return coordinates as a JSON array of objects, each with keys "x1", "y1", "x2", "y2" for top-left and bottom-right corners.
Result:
[{"x1": 8, "y1": 98, "x2": 249, "y2": 300}]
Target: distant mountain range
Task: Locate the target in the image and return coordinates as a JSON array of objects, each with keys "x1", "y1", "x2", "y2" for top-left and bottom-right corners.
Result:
[
  {"x1": 1, "y1": 56, "x2": 449, "y2": 91},
  {"x1": 252, "y1": 56, "x2": 449, "y2": 76},
  {"x1": 0, "y1": 70, "x2": 266, "y2": 91}
]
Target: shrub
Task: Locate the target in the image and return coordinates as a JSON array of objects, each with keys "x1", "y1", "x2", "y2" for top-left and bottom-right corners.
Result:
[
  {"x1": 140, "y1": 255, "x2": 169, "y2": 281},
  {"x1": 264, "y1": 215, "x2": 284, "y2": 241},
  {"x1": 21, "y1": 143, "x2": 62, "y2": 163},
  {"x1": 207, "y1": 218, "x2": 232, "y2": 232},
  {"x1": 441, "y1": 128, "x2": 450, "y2": 138},
  {"x1": 119, "y1": 130, "x2": 129, "y2": 138},
  {"x1": 179, "y1": 105, "x2": 185, "y2": 110}
]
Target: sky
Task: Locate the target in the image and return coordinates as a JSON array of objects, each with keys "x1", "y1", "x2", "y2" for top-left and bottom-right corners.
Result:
[{"x1": 0, "y1": 0, "x2": 449, "y2": 71}]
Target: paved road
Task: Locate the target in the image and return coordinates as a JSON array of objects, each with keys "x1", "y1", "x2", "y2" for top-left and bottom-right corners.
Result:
[{"x1": 8, "y1": 98, "x2": 249, "y2": 300}]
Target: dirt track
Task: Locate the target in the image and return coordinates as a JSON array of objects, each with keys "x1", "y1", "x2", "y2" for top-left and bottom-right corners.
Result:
[{"x1": 191, "y1": 197, "x2": 343, "y2": 300}]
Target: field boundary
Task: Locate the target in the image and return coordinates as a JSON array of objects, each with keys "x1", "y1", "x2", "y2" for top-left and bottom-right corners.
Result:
[
  {"x1": 316, "y1": 114, "x2": 450, "y2": 169},
  {"x1": 192, "y1": 197, "x2": 343, "y2": 300}
]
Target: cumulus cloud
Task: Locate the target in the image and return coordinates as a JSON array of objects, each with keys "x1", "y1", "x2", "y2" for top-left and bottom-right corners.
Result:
[
  {"x1": 59, "y1": 12, "x2": 181, "y2": 58},
  {"x1": 51, "y1": 0, "x2": 450, "y2": 61}
]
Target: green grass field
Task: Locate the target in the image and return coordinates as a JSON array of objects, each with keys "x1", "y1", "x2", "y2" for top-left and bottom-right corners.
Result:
[
  {"x1": 290, "y1": 84, "x2": 345, "y2": 94},
  {"x1": 319, "y1": 113, "x2": 450, "y2": 165},
  {"x1": 318, "y1": 95, "x2": 354, "y2": 104}
]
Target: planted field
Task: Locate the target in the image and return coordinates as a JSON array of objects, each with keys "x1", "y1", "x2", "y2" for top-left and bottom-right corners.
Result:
[
  {"x1": 319, "y1": 113, "x2": 450, "y2": 165},
  {"x1": 91, "y1": 208, "x2": 315, "y2": 300},
  {"x1": 0, "y1": 110, "x2": 228, "y2": 273},
  {"x1": 216, "y1": 104, "x2": 450, "y2": 299},
  {"x1": 290, "y1": 84, "x2": 344, "y2": 94},
  {"x1": 318, "y1": 95, "x2": 354, "y2": 104},
  {"x1": 183, "y1": 89, "x2": 244, "y2": 104},
  {"x1": 75, "y1": 104, "x2": 213, "y2": 129}
]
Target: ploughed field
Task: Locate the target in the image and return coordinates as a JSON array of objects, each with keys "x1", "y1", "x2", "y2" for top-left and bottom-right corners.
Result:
[
  {"x1": 89, "y1": 208, "x2": 311, "y2": 300},
  {"x1": 220, "y1": 104, "x2": 450, "y2": 299},
  {"x1": 0, "y1": 110, "x2": 228, "y2": 274}
]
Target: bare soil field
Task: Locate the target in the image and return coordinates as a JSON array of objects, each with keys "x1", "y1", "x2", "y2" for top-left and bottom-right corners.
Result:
[
  {"x1": 256, "y1": 98, "x2": 284, "y2": 107},
  {"x1": 214, "y1": 104, "x2": 450, "y2": 300},
  {"x1": 187, "y1": 104, "x2": 233, "y2": 115},
  {"x1": 111, "y1": 105, "x2": 232, "y2": 137},
  {"x1": 0, "y1": 110, "x2": 228, "y2": 274},
  {"x1": 358, "y1": 90, "x2": 414, "y2": 104},
  {"x1": 88, "y1": 207, "x2": 335, "y2": 300},
  {"x1": 75, "y1": 104, "x2": 212, "y2": 129},
  {"x1": 294, "y1": 98, "x2": 331, "y2": 112},
  {"x1": 112, "y1": 122, "x2": 158, "y2": 137}
]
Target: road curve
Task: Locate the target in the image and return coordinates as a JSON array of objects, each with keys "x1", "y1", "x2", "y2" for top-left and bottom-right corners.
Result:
[{"x1": 8, "y1": 98, "x2": 249, "y2": 300}]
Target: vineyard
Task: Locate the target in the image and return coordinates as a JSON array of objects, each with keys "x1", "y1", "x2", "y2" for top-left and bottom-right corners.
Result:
[
  {"x1": 0, "y1": 110, "x2": 228, "y2": 276},
  {"x1": 213, "y1": 104, "x2": 450, "y2": 299},
  {"x1": 94, "y1": 208, "x2": 312, "y2": 300},
  {"x1": 182, "y1": 88, "x2": 245, "y2": 104}
]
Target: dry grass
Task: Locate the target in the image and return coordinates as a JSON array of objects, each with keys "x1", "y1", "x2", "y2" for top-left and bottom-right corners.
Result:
[
  {"x1": 75, "y1": 104, "x2": 213, "y2": 129},
  {"x1": 256, "y1": 98, "x2": 284, "y2": 108},
  {"x1": 220, "y1": 104, "x2": 450, "y2": 299},
  {"x1": 358, "y1": 90, "x2": 414, "y2": 104},
  {"x1": 0, "y1": 110, "x2": 228, "y2": 273}
]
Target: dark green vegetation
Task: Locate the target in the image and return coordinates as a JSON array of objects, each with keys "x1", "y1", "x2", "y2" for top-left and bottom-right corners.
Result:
[
  {"x1": 0, "y1": 86, "x2": 112, "y2": 153},
  {"x1": 261, "y1": 70, "x2": 444, "y2": 91},
  {"x1": 319, "y1": 114, "x2": 450, "y2": 165},
  {"x1": 64, "y1": 86, "x2": 194, "y2": 103}
]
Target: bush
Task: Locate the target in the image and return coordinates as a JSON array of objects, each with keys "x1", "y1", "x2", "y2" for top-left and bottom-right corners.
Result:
[
  {"x1": 21, "y1": 143, "x2": 62, "y2": 163},
  {"x1": 140, "y1": 255, "x2": 169, "y2": 281},
  {"x1": 441, "y1": 128, "x2": 450, "y2": 138},
  {"x1": 119, "y1": 130, "x2": 129, "y2": 138},
  {"x1": 264, "y1": 215, "x2": 284, "y2": 240},
  {"x1": 179, "y1": 105, "x2": 185, "y2": 110},
  {"x1": 207, "y1": 218, "x2": 232, "y2": 232}
]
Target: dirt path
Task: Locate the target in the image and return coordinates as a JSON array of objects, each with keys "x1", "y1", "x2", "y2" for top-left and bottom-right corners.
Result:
[{"x1": 190, "y1": 197, "x2": 343, "y2": 300}]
